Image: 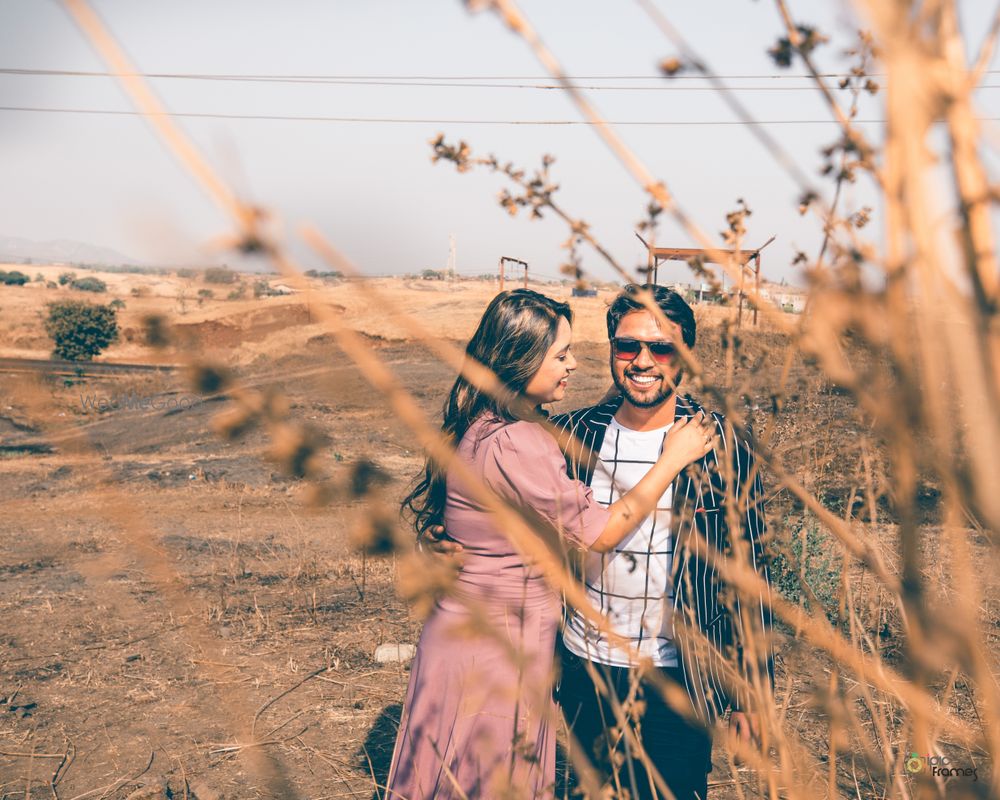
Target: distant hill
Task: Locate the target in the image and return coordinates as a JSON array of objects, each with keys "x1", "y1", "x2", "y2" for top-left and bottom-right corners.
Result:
[{"x1": 0, "y1": 235, "x2": 140, "y2": 267}]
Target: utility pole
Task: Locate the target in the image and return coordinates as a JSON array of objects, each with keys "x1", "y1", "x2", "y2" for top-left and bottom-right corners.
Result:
[
  {"x1": 753, "y1": 251, "x2": 762, "y2": 326},
  {"x1": 448, "y1": 234, "x2": 456, "y2": 282}
]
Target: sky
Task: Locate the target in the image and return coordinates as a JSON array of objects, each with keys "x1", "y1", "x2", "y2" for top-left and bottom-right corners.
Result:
[{"x1": 0, "y1": 1, "x2": 997, "y2": 285}]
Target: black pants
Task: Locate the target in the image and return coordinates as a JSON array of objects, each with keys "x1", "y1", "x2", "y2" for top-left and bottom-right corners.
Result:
[{"x1": 558, "y1": 649, "x2": 713, "y2": 800}]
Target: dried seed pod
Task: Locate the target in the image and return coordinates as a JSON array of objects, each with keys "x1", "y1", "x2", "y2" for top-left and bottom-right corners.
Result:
[
  {"x1": 301, "y1": 478, "x2": 339, "y2": 508},
  {"x1": 268, "y1": 422, "x2": 321, "y2": 479},
  {"x1": 658, "y1": 56, "x2": 684, "y2": 77},
  {"x1": 142, "y1": 314, "x2": 171, "y2": 348},
  {"x1": 262, "y1": 390, "x2": 291, "y2": 421},
  {"x1": 230, "y1": 387, "x2": 268, "y2": 417},
  {"x1": 349, "y1": 459, "x2": 391, "y2": 499},
  {"x1": 211, "y1": 405, "x2": 258, "y2": 441},
  {"x1": 349, "y1": 501, "x2": 402, "y2": 556},
  {"x1": 396, "y1": 550, "x2": 458, "y2": 620},
  {"x1": 189, "y1": 364, "x2": 232, "y2": 395}
]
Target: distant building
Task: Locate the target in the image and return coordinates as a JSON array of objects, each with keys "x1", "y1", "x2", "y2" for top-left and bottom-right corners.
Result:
[
  {"x1": 270, "y1": 283, "x2": 297, "y2": 295},
  {"x1": 670, "y1": 282, "x2": 728, "y2": 304},
  {"x1": 571, "y1": 286, "x2": 598, "y2": 297},
  {"x1": 758, "y1": 281, "x2": 807, "y2": 313}
]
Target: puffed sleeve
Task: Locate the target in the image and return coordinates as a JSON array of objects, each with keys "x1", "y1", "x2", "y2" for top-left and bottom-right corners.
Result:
[{"x1": 481, "y1": 422, "x2": 610, "y2": 549}]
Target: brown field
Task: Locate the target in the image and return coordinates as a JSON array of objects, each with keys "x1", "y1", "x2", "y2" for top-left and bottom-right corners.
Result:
[{"x1": 0, "y1": 267, "x2": 995, "y2": 799}]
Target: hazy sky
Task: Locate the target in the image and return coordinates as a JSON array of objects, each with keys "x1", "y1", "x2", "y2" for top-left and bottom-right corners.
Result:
[{"x1": 1, "y1": 1, "x2": 996, "y2": 284}]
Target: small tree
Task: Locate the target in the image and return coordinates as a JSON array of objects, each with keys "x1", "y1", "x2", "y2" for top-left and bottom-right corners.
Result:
[
  {"x1": 58, "y1": 271, "x2": 77, "y2": 286},
  {"x1": 44, "y1": 301, "x2": 120, "y2": 361},
  {"x1": 109, "y1": 298, "x2": 126, "y2": 310}
]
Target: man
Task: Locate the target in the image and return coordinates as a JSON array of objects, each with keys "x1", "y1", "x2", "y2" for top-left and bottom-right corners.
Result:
[{"x1": 425, "y1": 284, "x2": 773, "y2": 799}]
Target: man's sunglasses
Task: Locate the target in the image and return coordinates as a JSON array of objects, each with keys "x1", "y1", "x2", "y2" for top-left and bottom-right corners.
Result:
[{"x1": 612, "y1": 338, "x2": 678, "y2": 364}]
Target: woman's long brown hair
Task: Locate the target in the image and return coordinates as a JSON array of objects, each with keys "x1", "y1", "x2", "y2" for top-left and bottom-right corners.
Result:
[{"x1": 401, "y1": 289, "x2": 573, "y2": 533}]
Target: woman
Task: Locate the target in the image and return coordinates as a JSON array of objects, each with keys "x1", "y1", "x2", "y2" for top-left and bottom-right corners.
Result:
[{"x1": 388, "y1": 289, "x2": 714, "y2": 799}]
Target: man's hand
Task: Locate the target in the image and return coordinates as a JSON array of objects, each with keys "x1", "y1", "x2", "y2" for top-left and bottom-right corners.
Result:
[{"x1": 417, "y1": 524, "x2": 465, "y2": 559}]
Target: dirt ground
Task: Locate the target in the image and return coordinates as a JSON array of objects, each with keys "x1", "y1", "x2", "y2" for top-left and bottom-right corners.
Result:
[{"x1": 0, "y1": 269, "x2": 995, "y2": 799}]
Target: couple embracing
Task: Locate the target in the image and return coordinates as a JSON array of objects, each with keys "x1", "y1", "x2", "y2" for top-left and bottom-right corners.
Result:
[{"x1": 387, "y1": 284, "x2": 773, "y2": 800}]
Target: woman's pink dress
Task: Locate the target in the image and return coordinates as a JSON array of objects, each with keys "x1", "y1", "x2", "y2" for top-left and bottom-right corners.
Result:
[{"x1": 387, "y1": 417, "x2": 610, "y2": 799}]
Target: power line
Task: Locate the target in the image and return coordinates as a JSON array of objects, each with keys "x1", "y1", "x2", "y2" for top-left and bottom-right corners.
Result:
[
  {"x1": 0, "y1": 104, "x2": 899, "y2": 125},
  {"x1": 4, "y1": 104, "x2": 996, "y2": 126},
  {"x1": 1, "y1": 66, "x2": 998, "y2": 90}
]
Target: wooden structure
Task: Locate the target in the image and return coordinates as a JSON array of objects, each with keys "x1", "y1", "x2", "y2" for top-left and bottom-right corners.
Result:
[
  {"x1": 636, "y1": 234, "x2": 775, "y2": 327},
  {"x1": 498, "y1": 256, "x2": 528, "y2": 291}
]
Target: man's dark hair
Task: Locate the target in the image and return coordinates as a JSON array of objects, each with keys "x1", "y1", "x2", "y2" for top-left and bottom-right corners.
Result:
[{"x1": 606, "y1": 283, "x2": 696, "y2": 347}]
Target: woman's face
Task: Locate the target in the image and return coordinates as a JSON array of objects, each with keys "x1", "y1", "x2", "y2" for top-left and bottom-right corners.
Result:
[{"x1": 523, "y1": 316, "x2": 576, "y2": 405}]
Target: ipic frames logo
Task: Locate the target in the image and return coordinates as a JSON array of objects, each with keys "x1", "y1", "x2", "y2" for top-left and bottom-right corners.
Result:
[{"x1": 905, "y1": 752, "x2": 978, "y2": 782}]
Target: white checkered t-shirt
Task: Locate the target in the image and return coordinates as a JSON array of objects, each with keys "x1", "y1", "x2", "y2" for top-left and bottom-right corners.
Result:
[{"x1": 562, "y1": 417, "x2": 679, "y2": 668}]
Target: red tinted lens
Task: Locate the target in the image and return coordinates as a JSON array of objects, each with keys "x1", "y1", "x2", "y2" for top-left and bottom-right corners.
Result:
[
  {"x1": 612, "y1": 339, "x2": 642, "y2": 360},
  {"x1": 647, "y1": 342, "x2": 677, "y2": 363}
]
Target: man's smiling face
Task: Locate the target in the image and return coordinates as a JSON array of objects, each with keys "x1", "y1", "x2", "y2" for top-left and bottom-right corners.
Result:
[{"x1": 610, "y1": 310, "x2": 684, "y2": 409}]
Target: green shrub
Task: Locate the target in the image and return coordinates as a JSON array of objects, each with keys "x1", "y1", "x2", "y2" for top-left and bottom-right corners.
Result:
[
  {"x1": 0, "y1": 270, "x2": 29, "y2": 286},
  {"x1": 197, "y1": 288, "x2": 215, "y2": 299},
  {"x1": 58, "y1": 271, "x2": 77, "y2": 286},
  {"x1": 305, "y1": 269, "x2": 342, "y2": 280},
  {"x1": 204, "y1": 267, "x2": 236, "y2": 284},
  {"x1": 767, "y1": 518, "x2": 842, "y2": 623},
  {"x1": 44, "y1": 301, "x2": 120, "y2": 361},
  {"x1": 109, "y1": 298, "x2": 126, "y2": 310},
  {"x1": 70, "y1": 276, "x2": 107, "y2": 293},
  {"x1": 227, "y1": 284, "x2": 247, "y2": 300}
]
